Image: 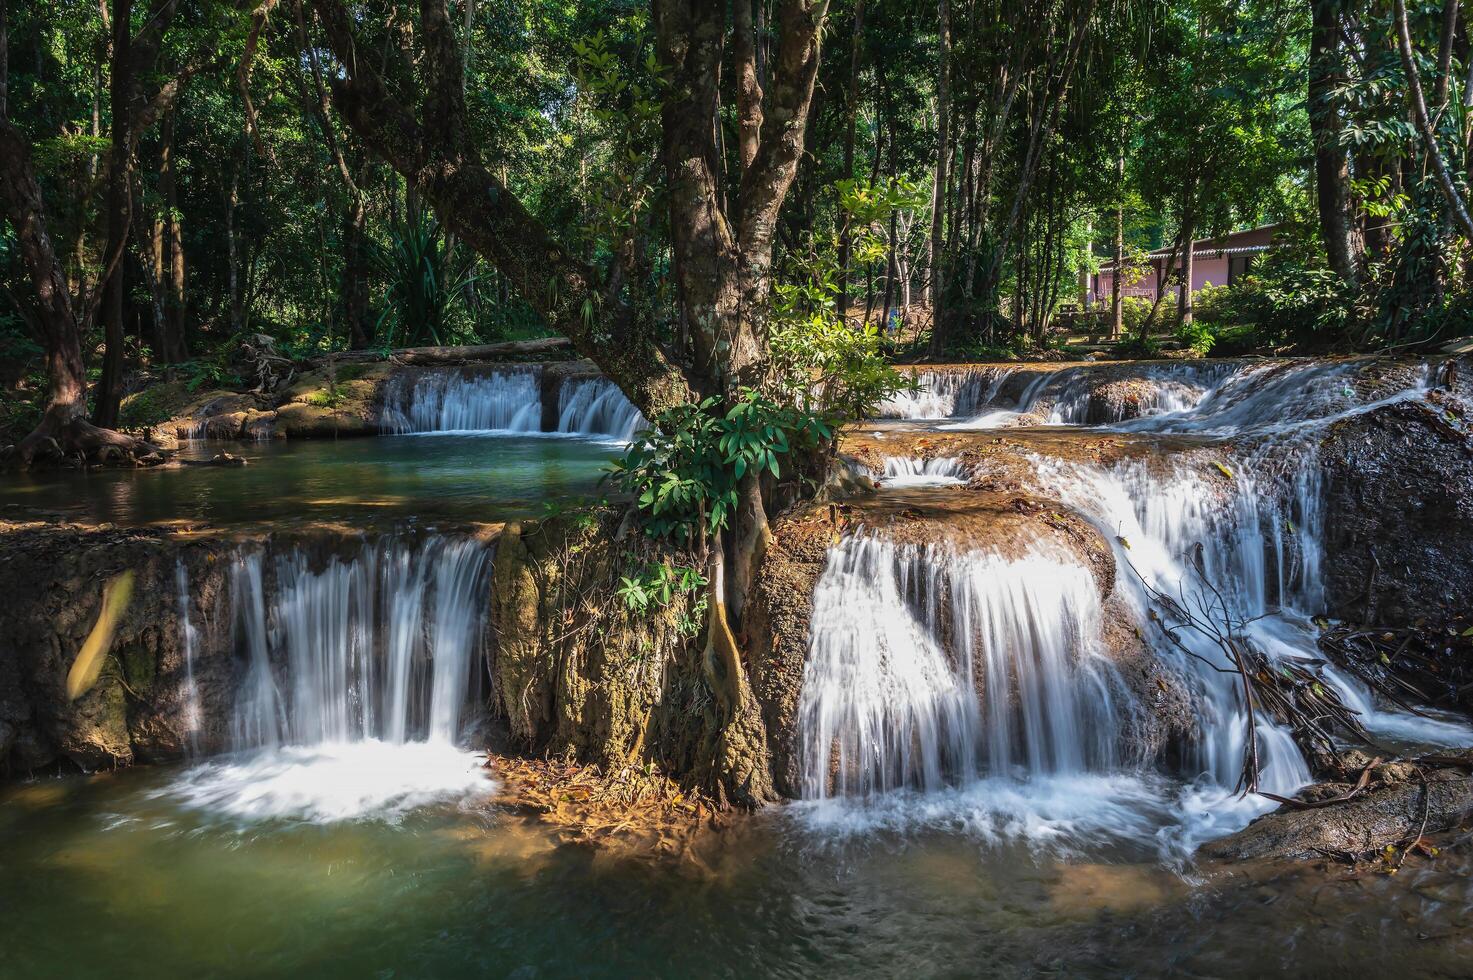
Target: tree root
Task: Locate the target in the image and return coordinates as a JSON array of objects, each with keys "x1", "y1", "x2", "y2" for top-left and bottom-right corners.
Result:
[{"x1": 9, "y1": 411, "x2": 166, "y2": 469}]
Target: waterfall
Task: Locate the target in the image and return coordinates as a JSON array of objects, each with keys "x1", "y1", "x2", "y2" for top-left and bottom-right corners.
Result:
[
  {"x1": 168, "y1": 536, "x2": 495, "y2": 823},
  {"x1": 380, "y1": 369, "x2": 542, "y2": 434},
  {"x1": 798, "y1": 537, "x2": 1126, "y2": 799},
  {"x1": 228, "y1": 536, "x2": 491, "y2": 749},
  {"x1": 879, "y1": 457, "x2": 968, "y2": 487},
  {"x1": 175, "y1": 559, "x2": 203, "y2": 757},
  {"x1": 801, "y1": 357, "x2": 1469, "y2": 852},
  {"x1": 878, "y1": 368, "x2": 1011, "y2": 419},
  {"x1": 556, "y1": 377, "x2": 646, "y2": 440}
]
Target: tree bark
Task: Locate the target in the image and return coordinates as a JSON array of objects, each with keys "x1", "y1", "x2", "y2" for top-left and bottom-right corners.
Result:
[
  {"x1": 1395, "y1": 0, "x2": 1473, "y2": 240},
  {"x1": 1310, "y1": 0, "x2": 1359, "y2": 286},
  {"x1": 1112, "y1": 151, "x2": 1124, "y2": 338},
  {"x1": 926, "y1": 0, "x2": 951, "y2": 355}
]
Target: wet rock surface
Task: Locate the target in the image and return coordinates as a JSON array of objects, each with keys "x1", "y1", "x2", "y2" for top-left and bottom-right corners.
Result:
[
  {"x1": 0, "y1": 522, "x2": 237, "y2": 773},
  {"x1": 1203, "y1": 763, "x2": 1473, "y2": 862},
  {"x1": 1319, "y1": 389, "x2": 1473, "y2": 625}
]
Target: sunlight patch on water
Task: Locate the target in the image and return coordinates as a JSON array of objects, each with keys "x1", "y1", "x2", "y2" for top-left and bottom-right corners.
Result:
[{"x1": 158, "y1": 741, "x2": 495, "y2": 824}]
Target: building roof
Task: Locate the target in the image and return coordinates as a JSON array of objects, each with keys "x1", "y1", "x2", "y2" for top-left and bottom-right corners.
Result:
[{"x1": 1098, "y1": 224, "x2": 1277, "y2": 273}]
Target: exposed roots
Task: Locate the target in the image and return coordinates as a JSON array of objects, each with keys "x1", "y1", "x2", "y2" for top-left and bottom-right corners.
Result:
[{"x1": 8, "y1": 410, "x2": 166, "y2": 469}]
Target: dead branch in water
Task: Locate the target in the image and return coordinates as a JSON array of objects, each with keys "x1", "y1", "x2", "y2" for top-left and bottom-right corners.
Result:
[
  {"x1": 1125, "y1": 547, "x2": 1373, "y2": 796},
  {"x1": 1319, "y1": 619, "x2": 1473, "y2": 719}
]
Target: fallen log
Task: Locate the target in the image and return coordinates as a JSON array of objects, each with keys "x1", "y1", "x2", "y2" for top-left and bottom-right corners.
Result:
[{"x1": 323, "y1": 336, "x2": 573, "y2": 366}]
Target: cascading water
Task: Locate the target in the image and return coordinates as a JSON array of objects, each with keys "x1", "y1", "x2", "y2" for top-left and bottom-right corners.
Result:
[
  {"x1": 879, "y1": 457, "x2": 968, "y2": 487},
  {"x1": 167, "y1": 536, "x2": 495, "y2": 822},
  {"x1": 175, "y1": 559, "x2": 203, "y2": 757},
  {"x1": 799, "y1": 537, "x2": 1123, "y2": 799},
  {"x1": 381, "y1": 370, "x2": 542, "y2": 434},
  {"x1": 878, "y1": 368, "x2": 1011, "y2": 419},
  {"x1": 879, "y1": 362, "x2": 1241, "y2": 425},
  {"x1": 556, "y1": 377, "x2": 647, "y2": 441},
  {"x1": 802, "y1": 357, "x2": 1472, "y2": 854}
]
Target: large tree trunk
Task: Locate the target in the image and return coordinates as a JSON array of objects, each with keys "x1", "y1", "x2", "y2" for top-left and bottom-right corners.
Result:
[
  {"x1": 1310, "y1": 0, "x2": 1359, "y2": 286},
  {"x1": 925, "y1": 0, "x2": 952, "y2": 356},
  {"x1": 93, "y1": 0, "x2": 137, "y2": 430},
  {"x1": 307, "y1": 0, "x2": 828, "y2": 804},
  {"x1": 0, "y1": 121, "x2": 158, "y2": 464}
]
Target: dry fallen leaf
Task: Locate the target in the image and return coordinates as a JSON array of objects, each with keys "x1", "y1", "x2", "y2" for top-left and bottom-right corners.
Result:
[{"x1": 66, "y1": 570, "x2": 136, "y2": 702}]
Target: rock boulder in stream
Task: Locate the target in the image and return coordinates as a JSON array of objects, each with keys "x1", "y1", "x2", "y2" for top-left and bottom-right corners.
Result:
[{"x1": 1319, "y1": 384, "x2": 1473, "y2": 625}]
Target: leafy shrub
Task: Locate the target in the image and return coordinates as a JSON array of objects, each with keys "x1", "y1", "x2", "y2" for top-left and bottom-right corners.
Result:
[
  {"x1": 608, "y1": 390, "x2": 831, "y2": 546},
  {"x1": 1175, "y1": 319, "x2": 1216, "y2": 356}
]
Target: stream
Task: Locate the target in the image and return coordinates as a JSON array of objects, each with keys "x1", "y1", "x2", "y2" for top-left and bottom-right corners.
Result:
[{"x1": 3, "y1": 357, "x2": 1472, "y2": 977}]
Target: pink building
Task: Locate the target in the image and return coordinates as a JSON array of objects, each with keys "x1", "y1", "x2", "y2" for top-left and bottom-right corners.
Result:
[{"x1": 1088, "y1": 224, "x2": 1275, "y2": 307}]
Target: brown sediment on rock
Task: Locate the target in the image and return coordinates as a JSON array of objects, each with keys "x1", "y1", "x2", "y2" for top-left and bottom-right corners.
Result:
[{"x1": 839, "y1": 424, "x2": 1223, "y2": 491}]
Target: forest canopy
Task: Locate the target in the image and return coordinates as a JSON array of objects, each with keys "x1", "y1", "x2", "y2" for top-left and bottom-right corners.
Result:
[{"x1": 4, "y1": 0, "x2": 1473, "y2": 451}]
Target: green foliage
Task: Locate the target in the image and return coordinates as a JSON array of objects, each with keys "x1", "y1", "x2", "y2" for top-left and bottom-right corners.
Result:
[
  {"x1": 1231, "y1": 256, "x2": 1354, "y2": 344},
  {"x1": 302, "y1": 386, "x2": 344, "y2": 408},
  {"x1": 608, "y1": 391, "x2": 831, "y2": 546},
  {"x1": 372, "y1": 203, "x2": 479, "y2": 347},
  {"x1": 118, "y1": 381, "x2": 190, "y2": 429},
  {"x1": 1175, "y1": 319, "x2": 1216, "y2": 357},
  {"x1": 617, "y1": 561, "x2": 709, "y2": 635},
  {"x1": 770, "y1": 179, "x2": 918, "y2": 418},
  {"x1": 180, "y1": 350, "x2": 242, "y2": 393},
  {"x1": 1113, "y1": 335, "x2": 1162, "y2": 359}
]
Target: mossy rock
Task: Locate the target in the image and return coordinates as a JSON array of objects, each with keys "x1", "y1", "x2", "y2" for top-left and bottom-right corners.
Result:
[{"x1": 120, "y1": 381, "x2": 234, "y2": 429}]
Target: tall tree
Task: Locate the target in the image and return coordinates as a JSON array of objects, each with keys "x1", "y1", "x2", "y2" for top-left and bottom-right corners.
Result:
[{"x1": 1309, "y1": 0, "x2": 1359, "y2": 286}]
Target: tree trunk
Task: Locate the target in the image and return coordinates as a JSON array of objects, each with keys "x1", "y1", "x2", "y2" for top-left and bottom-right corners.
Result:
[
  {"x1": 93, "y1": 0, "x2": 137, "y2": 430},
  {"x1": 0, "y1": 121, "x2": 158, "y2": 464},
  {"x1": 1112, "y1": 151, "x2": 1124, "y2": 339},
  {"x1": 926, "y1": 0, "x2": 951, "y2": 355},
  {"x1": 1180, "y1": 230, "x2": 1195, "y2": 327},
  {"x1": 341, "y1": 193, "x2": 371, "y2": 348},
  {"x1": 1310, "y1": 0, "x2": 1359, "y2": 286},
  {"x1": 836, "y1": 0, "x2": 864, "y2": 320},
  {"x1": 1395, "y1": 0, "x2": 1473, "y2": 240},
  {"x1": 157, "y1": 106, "x2": 188, "y2": 361}
]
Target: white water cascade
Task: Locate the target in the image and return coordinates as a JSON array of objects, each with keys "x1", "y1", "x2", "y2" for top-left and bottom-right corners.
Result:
[
  {"x1": 381, "y1": 370, "x2": 542, "y2": 434},
  {"x1": 175, "y1": 559, "x2": 203, "y2": 757},
  {"x1": 798, "y1": 537, "x2": 1126, "y2": 798},
  {"x1": 879, "y1": 457, "x2": 968, "y2": 487},
  {"x1": 556, "y1": 377, "x2": 647, "y2": 441},
  {"x1": 167, "y1": 536, "x2": 496, "y2": 823},
  {"x1": 800, "y1": 357, "x2": 1472, "y2": 853}
]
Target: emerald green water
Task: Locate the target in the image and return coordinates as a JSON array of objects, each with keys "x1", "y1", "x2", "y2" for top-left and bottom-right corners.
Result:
[
  {"x1": 3, "y1": 764, "x2": 1472, "y2": 979},
  {"x1": 0, "y1": 434, "x2": 616, "y2": 527}
]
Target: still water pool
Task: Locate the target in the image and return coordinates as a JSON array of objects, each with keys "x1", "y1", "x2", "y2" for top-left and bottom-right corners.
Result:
[
  {"x1": 2, "y1": 760, "x2": 1471, "y2": 979},
  {"x1": 0, "y1": 434, "x2": 617, "y2": 527}
]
